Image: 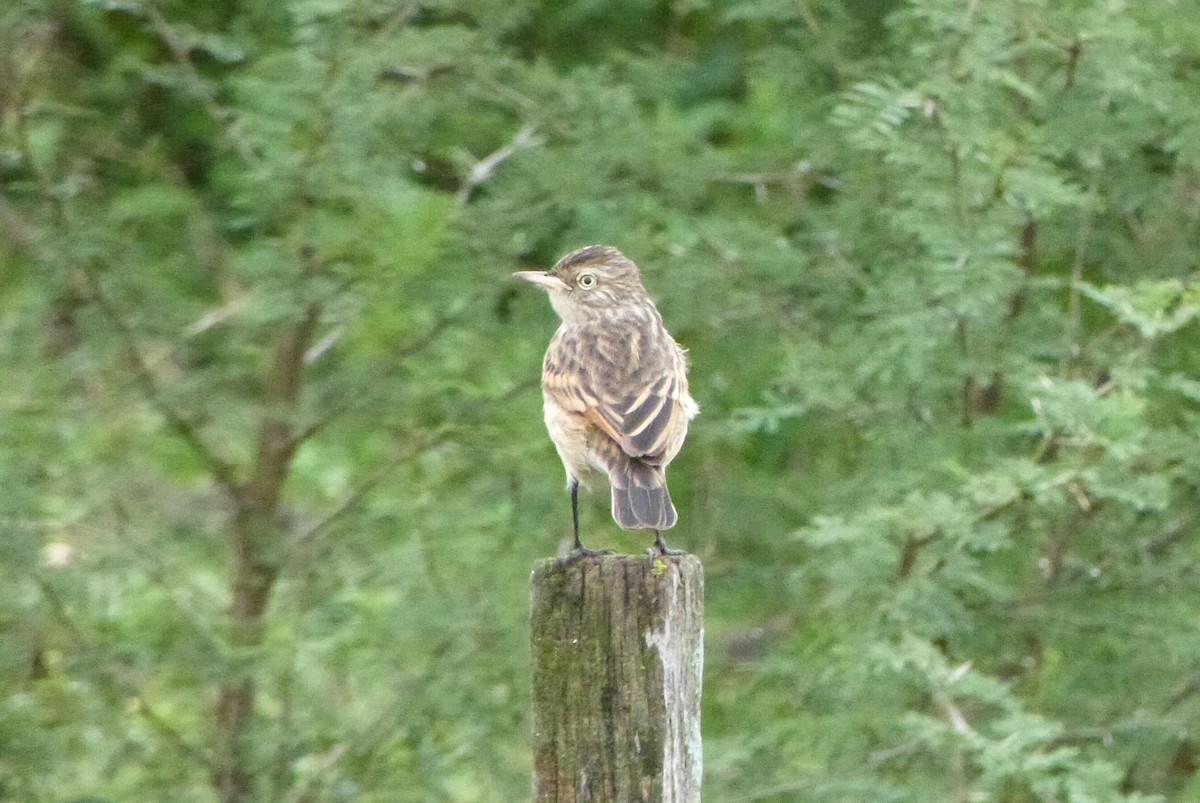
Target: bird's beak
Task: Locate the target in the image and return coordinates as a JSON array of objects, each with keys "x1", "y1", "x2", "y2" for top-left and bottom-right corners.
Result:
[{"x1": 513, "y1": 270, "x2": 568, "y2": 291}]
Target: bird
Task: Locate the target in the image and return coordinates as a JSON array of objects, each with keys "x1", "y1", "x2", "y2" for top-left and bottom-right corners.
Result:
[{"x1": 515, "y1": 245, "x2": 699, "y2": 556}]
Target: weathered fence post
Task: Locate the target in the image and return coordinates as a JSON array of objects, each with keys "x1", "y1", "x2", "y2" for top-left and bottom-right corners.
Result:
[{"x1": 531, "y1": 554, "x2": 704, "y2": 802}]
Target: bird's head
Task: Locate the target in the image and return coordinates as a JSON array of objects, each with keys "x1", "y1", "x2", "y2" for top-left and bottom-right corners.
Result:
[{"x1": 514, "y1": 245, "x2": 648, "y2": 323}]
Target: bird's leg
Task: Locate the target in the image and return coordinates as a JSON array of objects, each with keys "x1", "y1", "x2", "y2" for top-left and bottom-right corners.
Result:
[
  {"x1": 570, "y1": 479, "x2": 582, "y2": 550},
  {"x1": 651, "y1": 530, "x2": 687, "y2": 556},
  {"x1": 565, "y1": 479, "x2": 613, "y2": 559}
]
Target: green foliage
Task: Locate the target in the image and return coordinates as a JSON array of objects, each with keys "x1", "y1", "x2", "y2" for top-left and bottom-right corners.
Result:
[{"x1": 2, "y1": 0, "x2": 1199, "y2": 800}]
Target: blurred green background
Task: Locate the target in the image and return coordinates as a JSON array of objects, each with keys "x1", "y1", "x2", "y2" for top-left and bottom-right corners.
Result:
[{"x1": 2, "y1": 0, "x2": 1200, "y2": 800}]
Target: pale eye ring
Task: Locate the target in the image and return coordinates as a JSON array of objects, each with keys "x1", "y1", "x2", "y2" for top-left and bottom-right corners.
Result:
[{"x1": 577, "y1": 272, "x2": 597, "y2": 289}]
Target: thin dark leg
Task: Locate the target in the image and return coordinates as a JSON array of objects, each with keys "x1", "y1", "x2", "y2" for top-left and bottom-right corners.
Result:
[
  {"x1": 652, "y1": 529, "x2": 686, "y2": 556},
  {"x1": 570, "y1": 480, "x2": 582, "y2": 551},
  {"x1": 564, "y1": 479, "x2": 612, "y2": 559}
]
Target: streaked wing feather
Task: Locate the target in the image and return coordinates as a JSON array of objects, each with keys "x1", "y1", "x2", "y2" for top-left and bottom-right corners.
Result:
[
  {"x1": 621, "y1": 378, "x2": 679, "y2": 457},
  {"x1": 543, "y1": 361, "x2": 593, "y2": 413},
  {"x1": 544, "y1": 332, "x2": 688, "y2": 463},
  {"x1": 587, "y1": 375, "x2": 682, "y2": 462}
]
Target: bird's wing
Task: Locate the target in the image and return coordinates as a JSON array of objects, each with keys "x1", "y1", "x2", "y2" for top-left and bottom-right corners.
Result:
[
  {"x1": 545, "y1": 360, "x2": 687, "y2": 464},
  {"x1": 601, "y1": 373, "x2": 688, "y2": 462}
]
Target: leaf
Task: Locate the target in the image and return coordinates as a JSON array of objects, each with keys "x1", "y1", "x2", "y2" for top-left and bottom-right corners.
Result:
[
  {"x1": 1079, "y1": 279, "x2": 1200, "y2": 338},
  {"x1": 831, "y1": 81, "x2": 926, "y2": 151}
]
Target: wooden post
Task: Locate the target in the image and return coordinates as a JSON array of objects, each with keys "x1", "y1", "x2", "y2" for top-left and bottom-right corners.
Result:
[{"x1": 531, "y1": 554, "x2": 704, "y2": 803}]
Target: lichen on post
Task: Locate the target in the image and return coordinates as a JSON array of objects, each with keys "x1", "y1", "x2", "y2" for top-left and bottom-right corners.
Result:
[{"x1": 531, "y1": 554, "x2": 704, "y2": 802}]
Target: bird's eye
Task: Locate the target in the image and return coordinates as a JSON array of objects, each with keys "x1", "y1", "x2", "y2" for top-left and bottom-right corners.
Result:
[{"x1": 577, "y1": 273, "x2": 597, "y2": 289}]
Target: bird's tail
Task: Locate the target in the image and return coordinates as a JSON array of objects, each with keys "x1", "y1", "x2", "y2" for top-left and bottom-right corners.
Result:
[{"x1": 609, "y1": 457, "x2": 677, "y2": 530}]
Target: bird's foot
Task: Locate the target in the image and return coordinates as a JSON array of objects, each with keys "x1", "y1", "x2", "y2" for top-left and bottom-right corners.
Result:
[
  {"x1": 565, "y1": 539, "x2": 615, "y2": 562},
  {"x1": 650, "y1": 532, "x2": 687, "y2": 556}
]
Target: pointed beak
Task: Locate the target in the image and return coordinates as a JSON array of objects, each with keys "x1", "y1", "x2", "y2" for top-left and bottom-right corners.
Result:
[{"x1": 513, "y1": 270, "x2": 568, "y2": 291}]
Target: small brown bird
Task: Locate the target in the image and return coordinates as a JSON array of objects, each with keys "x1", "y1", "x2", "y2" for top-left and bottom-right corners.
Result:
[{"x1": 515, "y1": 245, "x2": 699, "y2": 555}]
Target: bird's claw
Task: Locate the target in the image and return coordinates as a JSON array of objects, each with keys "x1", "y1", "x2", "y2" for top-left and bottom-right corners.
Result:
[
  {"x1": 564, "y1": 545, "x2": 615, "y2": 562},
  {"x1": 652, "y1": 534, "x2": 686, "y2": 556}
]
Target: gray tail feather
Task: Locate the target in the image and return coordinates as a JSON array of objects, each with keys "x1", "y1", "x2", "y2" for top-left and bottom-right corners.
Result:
[{"x1": 610, "y1": 459, "x2": 677, "y2": 530}]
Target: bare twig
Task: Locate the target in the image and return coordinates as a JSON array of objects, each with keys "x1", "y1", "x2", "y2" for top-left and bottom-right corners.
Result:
[
  {"x1": 184, "y1": 296, "x2": 248, "y2": 337},
  {"x1": 455, "y1": 123, "x2": 543, "y2": 204},
  {"x1": 711, "y1": 163, "x2": 840, "y2": 203},
  {"x1": 938, "y1": 695, "x2": 975, "y2": 735},
  {"x1": 304, "y1": 326, "x2": 344, "y2": 365}
]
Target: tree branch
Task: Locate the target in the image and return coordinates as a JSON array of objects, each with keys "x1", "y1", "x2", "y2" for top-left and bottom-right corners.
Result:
[
  {"x1": 455, "y1": 123, "x2": 543, "y2": 204},
  {"x1": 79, "y1": 267, "x2": 243, "y2": 503},
  {"x1": 292, "y1": 308, "x2": 462, "y2": 446},
  {"x1": 711, "y1": 163, "x2": 841, "y2": 203},
  {"x1": 216, "y1": 299, "x2": 320, "y2": 803},
  {"x1": 284, "y1": 431, "x2": 446, "y2": 561},
  {"x1": 246, "y1": 303, "x2": 321, "y2": 513}
]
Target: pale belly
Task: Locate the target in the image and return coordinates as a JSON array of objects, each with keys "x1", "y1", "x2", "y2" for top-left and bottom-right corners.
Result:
[{"x1": 543, "y1": 397, "x2": 607, "y2": 488}]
